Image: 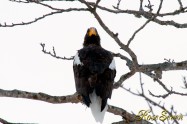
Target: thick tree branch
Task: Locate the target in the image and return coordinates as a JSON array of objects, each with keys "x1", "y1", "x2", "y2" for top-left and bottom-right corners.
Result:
[
  {"x1": 139, "y1": 60, "x2": 187, "y2": 72},
  {"x1": 0, "y1": 116, "x2": 35, "y2": 124},
  {"x1": 114, "y1": 71, "x2": 136, "y2": 89},
  {"x1": 108, "y1": 105, "x2": 152, "y2": 124},
  {"x1": 0, "y1": 118, "x2": 10, "y2": 124},
  {"x1": 177, "y1": 0, "x2": 183, "y2": 9},
  {"x1": 139, "y1": 0, "x2": 143, "y2": 11},
  {"x1": 0, "y1": 89, "x2": 80, "y2": 104},
  {"x1": 0, "y1": 88, "x2": 151, "y2": 123},
  {"x1": 112, "y1": 52, "x2": 133, "y2": 68}
]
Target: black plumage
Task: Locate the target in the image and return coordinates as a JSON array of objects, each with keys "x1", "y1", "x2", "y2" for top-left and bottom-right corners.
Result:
[{"x1": 73, "y1": 27, "x2": 116, "y2": 112}]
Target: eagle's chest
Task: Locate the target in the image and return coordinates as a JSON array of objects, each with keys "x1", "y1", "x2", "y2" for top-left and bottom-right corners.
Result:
[{"x1": 78, "y1": 47, "x2": 111, "y2": 74}]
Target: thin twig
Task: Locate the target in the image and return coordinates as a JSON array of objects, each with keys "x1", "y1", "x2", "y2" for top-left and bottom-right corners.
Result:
[
  {"x1": 121, "y1": 84, "x2": 180, "y2": 124},
  {"x1": 144, "y1": 72, "x2": 187, "y2": 96},
  {"x1": 146, "y1": 102, "x2": 159, "y2": 124},
  {"x1": 87, "y1": 2, "x2": 187, "y2": 28},
  {"x1": 127, "y1": 19, "x2": 151, "y2": 47},
  {"x1": 139, "y1": 72, "x2": 144, "y2": 95},
  {"x1": 181, "y1": 76, "x2": 187, "y2": 89},
  {"x1": 0, "y1": 8, "x2": 88, "y2": 27},
  {"x1": 143, "y1": 95, "x2": 180, "y2": 124},
  {"x1": 149, "y1": 90, "x2": 171, "y2": 99},
  {"x1": 157, "y1": 0, "x2": 163, "y2": 14},
  {"x1": 40, "y1": 43, "x2": 74, "y2": 60},
  {"x1": 145, "y1": 0, "x2": 154, "y2": 12},
  {"x1": 9, "y1": 0, "x2": 29, "y2": 3},
  {"x1": 115, "y1": 0, "x2": 122, "y2": 10}
]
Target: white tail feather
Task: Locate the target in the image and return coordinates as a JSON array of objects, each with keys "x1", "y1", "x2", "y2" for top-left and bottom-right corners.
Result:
[{"x1": 89, "y1": 90, "x2": 108, "y2": 123}]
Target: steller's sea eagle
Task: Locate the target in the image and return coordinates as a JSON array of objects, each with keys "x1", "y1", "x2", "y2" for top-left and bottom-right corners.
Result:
[{"x1": 73, "y1": 27, "x2": 116, "y2": 123}]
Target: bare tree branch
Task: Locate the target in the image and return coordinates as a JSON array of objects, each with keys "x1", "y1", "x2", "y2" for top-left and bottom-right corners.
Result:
[
  {"x1": 145, "y1": 0, "x2": 154, "y2": 12},
  {"x1": 0, "y1": 89, "x2": 80, "y2": 104},
  {"x1": 113, "y1": 0, "x2": 122, "y2": 10},
  {"x1": 127, "y1": 19, "x2": 151, "y2": 47},
  {"x1": 0, "y1": 116, "x2": 36, "y2": 124},
  {"x1": 108, "y1": 105, "x2": 153, "y2": 124},
  {"x1": 7, "y1": 0, "x2": 187, "y2": 29},
  {"x1": 0, "y1": 8, "x2": 88, "y2": 27},
  {"x1": 26, "y1": 0, "x2": 76, "y2": 2},
  {"x1": 157, "y1": 0, "x2": 163, "y2": 14},
  {"x1": 114, "y1": 71, "x2": 136, "y2": 89},
  {"x1": 10, "y1": 0, "x2": 29, "y2": 3},
  {"x1": 80, "y1": 0, "x2": 139, "y2": 71},
  {"x1": 144, "y1": 72, "x2": 187, "y2": 97},
  {"x1": 122, "y1": 77, "x2": 181, "y2": 124},
  {"x1": 177, "y1": 0, "x2": 183, "y2": 9},
  {"x1": 139, "y1": 0, "x2": 143, "y2": 11},
  {"x1": 87, "y1": 2, "x2": 187, "y2": 28},
  {"x1": 40, "y1": 43, "x2": 74, "y2": 60},
  {"x1": 0, "y1": 88, "x2": 152, "y2": 124},
  {"x1": 0, "y1": 118, "x2": 10, "y2": 124},
  {"x1": 143, "y1": 94, "x2": 180, "y2": 124},
  {"x1": 182, "y1": 76, "x2": 187, "y2": 89},
  {"x1": 149, "y1": 90, "x2": 171, "y2": 99},
  {"x1": 3, "y1": 1, "x2": 187, "y2": 123},
  {"x1": 139, "y1": 60, "x2": 187, "y2": 72}
]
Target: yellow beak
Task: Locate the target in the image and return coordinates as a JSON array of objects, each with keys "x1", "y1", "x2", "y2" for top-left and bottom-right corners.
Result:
[{"x1": 88, "y1": 28, "x2": 97, "y2": 36}]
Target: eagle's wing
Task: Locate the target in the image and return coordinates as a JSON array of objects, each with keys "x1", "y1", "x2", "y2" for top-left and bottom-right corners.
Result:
[
  {"x1": 73, "y1": 46, "x2": 116, "y2": 111},
  {"x1": 73, "y1": 52, "x2": 93, "y2": 107}
]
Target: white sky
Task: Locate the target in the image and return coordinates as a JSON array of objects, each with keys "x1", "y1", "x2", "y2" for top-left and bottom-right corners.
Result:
[{"x1": 0, "y1": 0, "x2": 187, "y2": 124}]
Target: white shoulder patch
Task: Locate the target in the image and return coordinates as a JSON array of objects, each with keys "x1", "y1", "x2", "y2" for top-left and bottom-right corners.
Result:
[
  {"x1": 73, "y1": 52, "x2": 83, "y2": 65},
  {"x1": 109, "y1": 58, "x2": 116, "y2": 70}
]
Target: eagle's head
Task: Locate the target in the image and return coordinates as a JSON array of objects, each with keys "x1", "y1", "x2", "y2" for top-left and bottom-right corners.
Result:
[{"x1": 83, "y1": 27, "x2": 101, "y2": 47}]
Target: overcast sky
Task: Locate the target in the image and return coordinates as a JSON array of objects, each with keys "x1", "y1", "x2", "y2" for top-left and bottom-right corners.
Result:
[{"x1": 0, "y1": 0, "x2": 187, "y2": 124}]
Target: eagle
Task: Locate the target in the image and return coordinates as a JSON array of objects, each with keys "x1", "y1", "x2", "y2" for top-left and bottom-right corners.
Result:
[{"x1": 73, "y1": 27, "x2": 116, "y2": 123}]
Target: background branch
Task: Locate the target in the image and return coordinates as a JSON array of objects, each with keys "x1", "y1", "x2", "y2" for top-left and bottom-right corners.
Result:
[
  {"x1": 127, "y1": 19, "x2": 151, "y2": 47},
  {"x1": 0, "y1": 118, "x2": 11, "y2": 124},
  {"x1": 0, "y1": 88, "x2": 151, "y2": 124},
  {"x1": 2, "y1": 0, "x2": 187, "y2": 123},
  {"x1": 0, "y1": 7, "x2": 88, "y2": 27},
  {"x1": 0, "y1": 117, "x2": 35, "y2": 124},
  {"x1": 40, "y1": 43, "x2": 74, "y2": 60},
  {"x1": 139, "y1": 60, "x2": 187, "y2": 72}
]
